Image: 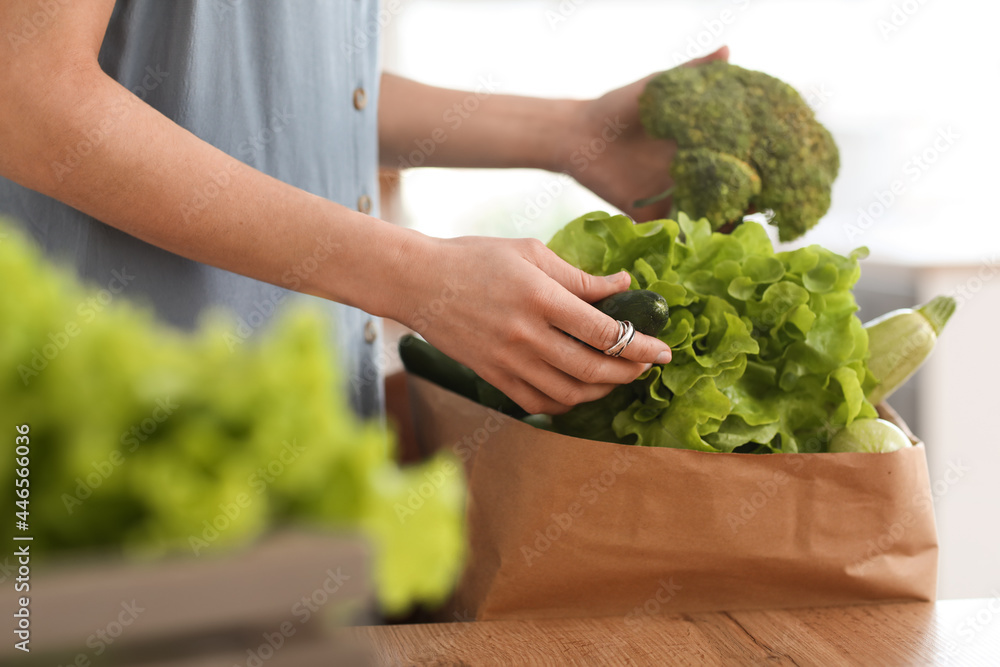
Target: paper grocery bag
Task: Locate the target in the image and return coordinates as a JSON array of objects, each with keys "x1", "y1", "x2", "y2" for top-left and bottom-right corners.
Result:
[{"x1": 408, "y1": 376, "x2": 938, "y2": 621}]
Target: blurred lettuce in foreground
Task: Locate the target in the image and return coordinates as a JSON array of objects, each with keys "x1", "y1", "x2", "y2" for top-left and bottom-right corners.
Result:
[
  {"x1": 548, "y1": 211, "x2": 876, "y2": 454},
  {"x1": 0, "y1": 218, "x2": 464, "y2": 615}
]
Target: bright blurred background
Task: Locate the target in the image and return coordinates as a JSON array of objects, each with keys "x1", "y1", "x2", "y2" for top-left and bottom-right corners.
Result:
[{"x1": 380, "y1": 0, "x2": 1000, "y2": 601}]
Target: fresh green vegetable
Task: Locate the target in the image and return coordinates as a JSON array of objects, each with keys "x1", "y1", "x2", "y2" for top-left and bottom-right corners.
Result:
[
  {"x1": 398, "y1": 334, "x2": 527, "y2": 418},
  {"x1": 828, "y1": 418, "x2": 912, "y2": 453},
  {"x1": 593, "y1": 289, "x2": 670, "y2": 338},
  {"x1": 0, "y1": 219, "x2": 464, "y2": 614},
  {"x1": 548, "y1": 210, "x2": 875, "y2": 453},
  {"x1": 638, "y1": 61, "x2": 840, "y2": 242},
  {"x1": 864, "y1": 296, "x2": 955, "y2": 405}
]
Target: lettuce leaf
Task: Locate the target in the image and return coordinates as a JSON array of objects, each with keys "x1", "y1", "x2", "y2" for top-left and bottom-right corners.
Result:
[{"x1": 549, "y1": 212, "x2": 876, "y2": 453}]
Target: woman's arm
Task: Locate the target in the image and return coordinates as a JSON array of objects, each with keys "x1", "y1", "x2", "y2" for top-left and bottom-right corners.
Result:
[
  {"x1": 378, "y1": 47, "x2": 729, "y2": 220},
  {"x1": 378, "y1": 73, "x2": 579, "y2": 172},
  {"x1": 0, "y1": 1, "x2": 671, "y2": 415},
  {"x1": 0, "y1": 1, "x2": 409, "y2": 317}
]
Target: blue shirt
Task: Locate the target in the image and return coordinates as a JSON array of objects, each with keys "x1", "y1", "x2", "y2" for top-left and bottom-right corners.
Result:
[{"x1": 0, "y1": 0, "x2": 384, "y2": 417}]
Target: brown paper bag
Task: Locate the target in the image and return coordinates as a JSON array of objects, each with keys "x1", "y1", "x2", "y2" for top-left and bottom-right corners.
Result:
[{"x1": 409, "y1": 376, "x2": 938, "y2": 621}]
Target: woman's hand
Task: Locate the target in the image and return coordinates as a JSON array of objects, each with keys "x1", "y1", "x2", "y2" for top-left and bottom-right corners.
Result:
[
  {"x1": 391, "y1": 234, "x2": 672, "y2": 415},
  {"x1": 560, "y1": 47, "x2": 730, "y2": 222},
  {"x1": 377, "y1": 50, "x2": 741, "y2": 414}
]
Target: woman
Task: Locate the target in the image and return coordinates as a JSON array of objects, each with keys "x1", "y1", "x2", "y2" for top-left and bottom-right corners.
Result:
[{"x1": 0, "y1": 0, "x2": 725, "y2": 418}]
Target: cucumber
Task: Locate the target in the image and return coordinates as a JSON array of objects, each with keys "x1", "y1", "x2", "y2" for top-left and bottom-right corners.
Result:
[
  {"x1": 398, "y1": 335, "x2": 528, "y2": 418},
  {"x1": 864, "y1": 295, "x2": 955, "y2": 405},
  {"x1": 592, "y1": 289, "x2": 670, "y2": 337}
]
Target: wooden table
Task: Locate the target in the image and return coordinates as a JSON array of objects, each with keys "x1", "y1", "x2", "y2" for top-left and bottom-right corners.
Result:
[{"x1": 353, "y1": 599, "x2": 1000, "y2": 666}]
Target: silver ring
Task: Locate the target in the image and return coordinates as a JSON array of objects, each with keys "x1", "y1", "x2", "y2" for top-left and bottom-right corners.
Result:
[
  {"x1": 602, "y1": 321, "x2": 622, "y2": 355},
  {"x1": 604, "y1": 320, "x2": 635, "y2": 357}
]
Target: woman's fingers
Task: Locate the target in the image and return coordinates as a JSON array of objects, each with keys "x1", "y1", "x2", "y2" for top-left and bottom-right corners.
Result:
[
  {"x1": 486, "y1": 358, "x2": 619, "y2": 415},
  {"x1": 483, "y1": 370, "x2": 568, "y2": 416},
  {"x1": 521, "y1": 237, "x2": 630, "y2": 302},
  {"x1": 530, "y1": 246, "x2": 672, "y2": 365},
  {"x1": 567, "y1": 309, "x2": 671, "y2": 365},
  {"x1": 536, "y1": 325, "x2": 652, "y2": 385},
  {"x1": 684, "y1": 45, "x2": 730, "y2": 68}
]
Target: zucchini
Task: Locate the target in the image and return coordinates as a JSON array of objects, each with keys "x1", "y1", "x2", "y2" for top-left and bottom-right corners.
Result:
[
  {"x1": 864, "y1": 295, "x2": 955, "y2": 404},
  {"x1": 398, "y1": 335, "x2": 528, "y2": 417},
  {"x1": 592, "y1": 289, "x2": 669, "y2": 337}
]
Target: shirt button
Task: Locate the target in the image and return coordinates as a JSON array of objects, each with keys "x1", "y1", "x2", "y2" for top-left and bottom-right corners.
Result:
[
  {"x1": 357, "y1": 194, "x2": 372, "y2": 215},
  {"x1": 353, "y1": 87, "x2": 368, "y2": 110},
  {"x1": 364, "y1": 318, "x2": 378, "y2": 344}
]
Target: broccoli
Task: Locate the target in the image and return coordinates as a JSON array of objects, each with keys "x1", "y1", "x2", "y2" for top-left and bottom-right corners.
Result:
[{"x1": 638, "y1": 61, "x2": 839, "y2": 242}]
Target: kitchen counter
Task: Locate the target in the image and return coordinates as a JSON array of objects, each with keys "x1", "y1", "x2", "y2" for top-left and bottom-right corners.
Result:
[{"x1": 353, "y1": 599, "x2": 1000, "y2": 666}]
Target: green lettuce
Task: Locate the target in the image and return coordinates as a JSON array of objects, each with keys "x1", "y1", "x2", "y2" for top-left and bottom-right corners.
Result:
[
  {"x1": 0, "y1": 219, "x2": 464, "y2": 614},
  {"x1": 549, "y1": 211, "x2": 876, "y2": 453}
]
